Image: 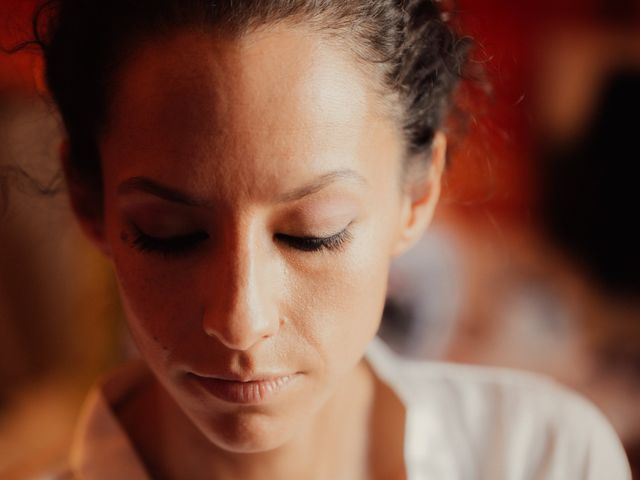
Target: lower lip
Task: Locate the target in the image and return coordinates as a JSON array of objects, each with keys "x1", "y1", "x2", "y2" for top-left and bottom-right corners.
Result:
[{"x1": 188, "y1": 374, "x2": 299, "y2": 404}]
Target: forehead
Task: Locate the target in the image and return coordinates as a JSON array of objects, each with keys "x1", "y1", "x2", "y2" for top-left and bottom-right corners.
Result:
[{"x1": 100, "y1": 24, "x2": 401, "y2": 200}]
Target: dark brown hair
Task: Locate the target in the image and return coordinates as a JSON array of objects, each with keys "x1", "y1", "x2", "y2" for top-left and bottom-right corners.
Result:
[{"x1": 8, "y1": 0, "x2": 471, "y2": 214}]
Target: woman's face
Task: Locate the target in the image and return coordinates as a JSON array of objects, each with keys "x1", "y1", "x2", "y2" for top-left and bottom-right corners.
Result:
[{"x1": 91, "y1": 24, "x2": 437, "y2": 452}]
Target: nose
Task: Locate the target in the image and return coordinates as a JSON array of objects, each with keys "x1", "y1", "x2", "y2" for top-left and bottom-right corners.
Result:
[{"x1": 202, "y1": 232, "x2": 281, "y2": 351}]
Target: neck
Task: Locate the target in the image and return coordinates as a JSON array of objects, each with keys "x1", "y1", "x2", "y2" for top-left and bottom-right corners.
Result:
[{"x1": 127, "y1": 359, "x2": 378, "y2": 480}]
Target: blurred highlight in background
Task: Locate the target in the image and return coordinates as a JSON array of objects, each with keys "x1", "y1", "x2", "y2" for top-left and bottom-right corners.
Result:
[{"x1": 1, "y1": 0, "x2": 639, "y2": 478}]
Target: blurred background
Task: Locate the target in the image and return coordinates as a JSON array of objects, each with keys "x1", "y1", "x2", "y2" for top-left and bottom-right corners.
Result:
[{"x1": 1, "y1": 0, "x2": 639, "y2": 478}]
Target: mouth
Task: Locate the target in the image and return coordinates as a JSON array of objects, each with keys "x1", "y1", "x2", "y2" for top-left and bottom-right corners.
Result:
[{"x1": 186, "y1": 372, "x2": 300, "y2": 405}]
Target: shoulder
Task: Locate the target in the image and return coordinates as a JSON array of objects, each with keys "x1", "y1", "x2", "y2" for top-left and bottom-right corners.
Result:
[
  {"x1": 44, "y1": 359, "x2": 152, "y2": 480},
  {"x1": 366, "y1": 337, "x2": 632, "y2": 479}
]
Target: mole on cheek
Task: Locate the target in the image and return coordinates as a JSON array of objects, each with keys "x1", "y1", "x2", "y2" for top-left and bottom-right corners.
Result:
[
  {"x1": 121, "y1": 231, "x2": 130, "y2": 242},
  {"x1": 152, "y1": 334, "x2": 170, "y2": 352}
]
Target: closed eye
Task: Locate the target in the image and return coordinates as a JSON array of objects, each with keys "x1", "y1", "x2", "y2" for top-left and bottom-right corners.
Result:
[
  {"x1": 130, "y1": 225, "x2": 209, "y2": 257},
  {"x1": 274, "y1": 228, "x2": 352, "y2": 253},
  {"x1": 127, "y1": 225, "x2": 353, "y2": 257}
]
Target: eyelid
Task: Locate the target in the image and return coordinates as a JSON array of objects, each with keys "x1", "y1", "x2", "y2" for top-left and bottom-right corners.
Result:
[
  {"x1": 129, "y1": 223, "x2": 209, "y2": 257},
  {"x1": 131, "y1": 222, "x2": 201, "y2": 239},
  {"x1": 126, "y1": 220, "x2": 355, "y2": 257},
  {"x1": 122, "y1": 209, "x2": 202, "y2": 236},
  {"x1": 274, "y1": 225, "x2": 353, "y2": 253}
]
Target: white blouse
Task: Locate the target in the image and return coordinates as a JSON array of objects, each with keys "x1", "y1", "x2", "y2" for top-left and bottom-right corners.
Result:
[
  {"x1": 366, "y1": 336, "x2": 631, "y2": 479},
  {"x1": 46, "y1": 336, "x2": 631, "y2": 479}
]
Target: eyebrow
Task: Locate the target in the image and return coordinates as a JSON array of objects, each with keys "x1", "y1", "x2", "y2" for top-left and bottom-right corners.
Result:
[
  {"x1": 275, "y1": 169, "x2": 367, "y2": 203},
  {"x1": 116, "y1": 169, "x2": 367, "y2": 206},
  {"x1": 117, "y1": 177, "x2": 210, "y2": 207}
]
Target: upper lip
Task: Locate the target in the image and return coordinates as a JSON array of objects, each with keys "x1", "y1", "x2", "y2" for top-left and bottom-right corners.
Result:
[{"x1": 190, "y1": 371, "x2": 295, "y2": 383}]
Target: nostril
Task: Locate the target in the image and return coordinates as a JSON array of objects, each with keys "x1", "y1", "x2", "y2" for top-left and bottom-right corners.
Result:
[{"x1": 201, "y1": 311, "x2": 280, "y2": 352}]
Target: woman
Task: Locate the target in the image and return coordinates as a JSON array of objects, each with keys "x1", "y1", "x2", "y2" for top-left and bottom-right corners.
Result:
[{"x1": 13, "y1": 0, "x2": 631, "y2": 478}]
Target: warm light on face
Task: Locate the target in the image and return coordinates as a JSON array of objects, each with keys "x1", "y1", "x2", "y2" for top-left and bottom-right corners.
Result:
[{"x1": 97, "y1": 24, "x2": 413, "y2": 452}]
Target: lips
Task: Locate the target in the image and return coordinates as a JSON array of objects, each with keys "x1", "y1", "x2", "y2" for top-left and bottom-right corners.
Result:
[{"x1": 187, "y1": 372, "x2": 299, "y2": 404}]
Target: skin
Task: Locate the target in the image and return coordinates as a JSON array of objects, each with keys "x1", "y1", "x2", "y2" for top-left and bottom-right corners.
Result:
[{"x1": 67, "y1": 22, "x2": 446, "y2": 480}]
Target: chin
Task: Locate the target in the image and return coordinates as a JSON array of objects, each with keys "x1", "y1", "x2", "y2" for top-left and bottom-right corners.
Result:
[
  {"x1": 195, "y1": 409, "x2": 298, "y2": 453},
  {"x1": 157, "y1": 368, "x2": 322, "y2": 455}
]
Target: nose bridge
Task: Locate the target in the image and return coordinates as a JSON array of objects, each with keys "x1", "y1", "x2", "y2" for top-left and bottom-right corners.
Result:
[{"x1": 202, "y1": 221, "x2": 278, "y2": 350}]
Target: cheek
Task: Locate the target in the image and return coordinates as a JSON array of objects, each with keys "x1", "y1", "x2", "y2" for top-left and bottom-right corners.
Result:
[
  {"x1": 286, "y1": 229, "x2": 392, "y2": 378},
  {"x1": 303, "y1": 196, "x2": 404, "y2": 374},
  {"x1": 111, "y1": 244, "x2": 205, "y2": 368},
  {"x1": 284, "y1": 185, "x2": 404, "y2": 358}
]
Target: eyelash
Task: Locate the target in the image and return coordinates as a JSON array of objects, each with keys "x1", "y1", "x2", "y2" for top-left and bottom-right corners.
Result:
[
  {"x1": 274, "y1": 228, "x2": 353, "y2": 253},
  {"x1": 131, "y1": 225, "x2": 209, "y2": 257},
  {"x1": 129, "y1": 226, "x2": 353, "y2": 257}
]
